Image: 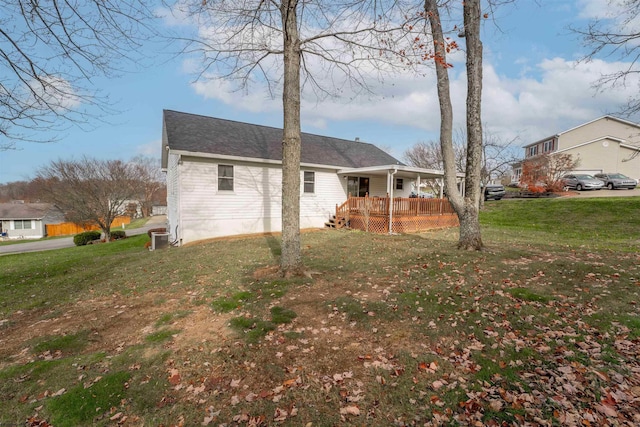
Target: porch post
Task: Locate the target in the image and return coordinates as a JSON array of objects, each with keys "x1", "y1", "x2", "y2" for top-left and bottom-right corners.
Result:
[{"x1": 388, "y1": 167, "x2": 398, "y2": 234}]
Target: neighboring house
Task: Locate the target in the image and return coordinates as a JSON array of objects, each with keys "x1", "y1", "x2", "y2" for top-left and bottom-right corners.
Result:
[
  {"x1": 512, "y1": 116, "x2": 640, "y2": 184},
  {"x1": 0, "y1": 203, "x2": 66, "y2": 239},
  {"x1": 161, "y1": 110, "x2": 455, "y2": 245},
  {"x1": 152, "y1": 205, "x2": 167, "y2": 216}
]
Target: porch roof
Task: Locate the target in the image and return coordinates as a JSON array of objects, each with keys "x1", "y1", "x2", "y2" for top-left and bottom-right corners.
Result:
[{"x1": 337, "y1": 164, "x2": 464, "y2": 180}]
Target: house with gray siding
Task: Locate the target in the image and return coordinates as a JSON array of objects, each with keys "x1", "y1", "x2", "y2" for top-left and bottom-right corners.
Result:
[
  {"x1": 161, "y1": 110, "x2": 452, "y2": 245},
  {"x1": 0, "y1": 203, "x2": 66, "y2": 239}
]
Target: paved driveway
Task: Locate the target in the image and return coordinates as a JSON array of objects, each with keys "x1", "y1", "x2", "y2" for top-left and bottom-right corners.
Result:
[
  {"x1": 0, "y1": 216, "x2": 167, "y2": 256},
  {"x1": 565, "y1": 188, "x2": 640, "y2": 198}
]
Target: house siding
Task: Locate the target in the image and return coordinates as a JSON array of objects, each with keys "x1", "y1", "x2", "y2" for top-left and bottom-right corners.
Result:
[
  {"x1": 8, "y1": 219, "x2": 42, "y2": 239},
  {"x1": 166, "y1": 152, "x2": 180, "y2": 242},
  {"x1": 563, "y1": 139, "x2": 640, "y2": 179},
  {"x1": 557, "y1": 117, "x2": 640, "y2": 151},
  {"x1": 301, "y1": 168, "x2": 346, "y2": 229},
  {"x1": 176, "y1": 157, "x2": 349, "y2": 245}
]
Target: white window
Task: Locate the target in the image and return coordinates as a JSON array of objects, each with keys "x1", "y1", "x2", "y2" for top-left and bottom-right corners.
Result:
[
  {"x1": 218, "y1": 165, "x2": 234, "y2": 191},
  {"x1": 14, "y1": 220, "x2": 33, "y2": 230},
  {"x1": 543, "y1": 140, "x2": 553, "y2": 152},
  {"x1": 528, "y1": 146, "x2": 538, "y2": 157},
  {"x1": 303, "y1": 171, "x2": 315, "y2": 193}
]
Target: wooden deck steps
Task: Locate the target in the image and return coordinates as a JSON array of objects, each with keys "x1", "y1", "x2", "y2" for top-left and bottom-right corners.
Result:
[{"x1": 325, "y1": 215, "x2": 347, "y2": 229}]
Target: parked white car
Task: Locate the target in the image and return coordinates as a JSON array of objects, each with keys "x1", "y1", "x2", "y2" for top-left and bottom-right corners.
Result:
[{"x1": 562, "y1": 174, "x2": 605, "y2": 191}]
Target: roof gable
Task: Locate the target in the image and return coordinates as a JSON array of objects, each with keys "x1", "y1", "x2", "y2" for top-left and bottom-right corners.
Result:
[
  {"x1": 523, "y1": 115, "x2": 640, "y2": 148},
  {"x1": 557, "y1": 115, "x2": 640, "y2": 136},
  {"x1": 162, "y1": 110, "x2": 402, "y2": 168}
]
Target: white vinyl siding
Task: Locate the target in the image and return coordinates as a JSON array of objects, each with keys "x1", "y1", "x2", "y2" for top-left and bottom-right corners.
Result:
[
  {"x1": 176, "y1": 158, "x2": 348, "y2": 244},
  {"x1": 557, "y1": 117, "x2": 640, "y2": 151},
  {"x1": 166, "y1": 153, "x2": 180, "y2": 243},
  {"x1": 301, "y1": 168, "x2": 345, "y2": 229}
]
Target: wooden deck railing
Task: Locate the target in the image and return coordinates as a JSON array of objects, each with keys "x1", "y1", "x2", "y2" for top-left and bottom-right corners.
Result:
[{"x1": 335, "y1": 195, "x2": 458, "y2": 234}]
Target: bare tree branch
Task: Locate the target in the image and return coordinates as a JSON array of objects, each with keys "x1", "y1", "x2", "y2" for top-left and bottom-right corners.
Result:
[
  {"x1": 572, "y1": 0, "x2": 640, "y2": 116},
  {"x1": 0, "y1": 0, "x2": 159, "y2": 149}
]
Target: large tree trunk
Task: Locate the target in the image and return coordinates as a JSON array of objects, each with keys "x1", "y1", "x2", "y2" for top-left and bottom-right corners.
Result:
[
  {"x1": 280, "y1": 0, "x2": 303, "y2": 276},
  {"x1": 459, "y1": 0, "x2": 484, "y2": 250},
  {"x1": 425, "y1": 0, "x2": 484, "y2": 250},
  {"x1": 457, "y1": 204, "x2": 482, "y2": 251}
]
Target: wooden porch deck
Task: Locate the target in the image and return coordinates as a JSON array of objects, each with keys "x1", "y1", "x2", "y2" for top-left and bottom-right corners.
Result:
[{"x1": 333, "y1": 195, "x2": 459, "y2": 234}]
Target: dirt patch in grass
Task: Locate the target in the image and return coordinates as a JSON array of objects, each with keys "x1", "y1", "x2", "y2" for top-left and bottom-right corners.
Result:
[{"x1": 0, "y1": 291, "x2": 232, "y2": 369}]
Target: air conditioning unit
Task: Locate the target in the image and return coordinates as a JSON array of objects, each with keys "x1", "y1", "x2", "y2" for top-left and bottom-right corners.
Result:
[{"x1": 150, "y1": 232, "x2": 170, "y2": 250}]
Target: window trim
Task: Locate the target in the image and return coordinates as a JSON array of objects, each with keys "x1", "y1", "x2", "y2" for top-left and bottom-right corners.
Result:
[
  {"x1": 217, "y1": 164, "x2": 234, "y2": 192},
  {"x1": 303, "y1": 170, "x2": 315, "y2": 194},
  {"x1": 14, "y1": 220, "x2": 33, "y2": 230}
]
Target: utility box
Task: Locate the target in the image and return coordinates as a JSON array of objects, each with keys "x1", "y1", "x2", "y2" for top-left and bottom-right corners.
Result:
[{"x1": 150, "y1": 232, "x2": 170, "y2": 250}]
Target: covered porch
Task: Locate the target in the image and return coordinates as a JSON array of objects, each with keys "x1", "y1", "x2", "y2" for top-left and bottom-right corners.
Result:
[
  {"x1": 334, "y1": 195, "x2": 459, "y2": 234},
  {"x1": 332, "y1": 165, "x2": 463, "y2": 234}
]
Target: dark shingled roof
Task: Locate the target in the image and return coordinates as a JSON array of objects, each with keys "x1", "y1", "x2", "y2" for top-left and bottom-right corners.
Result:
[
  {"x1": 0, "y1": 203, "x2": 53, "y2": 220},
  {"x1": 163, "y1": 110, "x2": 403, "y2": 168}
]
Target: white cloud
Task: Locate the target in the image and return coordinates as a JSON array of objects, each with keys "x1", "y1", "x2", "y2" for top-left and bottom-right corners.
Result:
[
  {"x1": 27, "y1": 75, "x2": 82, "y2": 112},
  {"x1": 181, "y1": 0, "x2": 640, "y2": 150},
  {"x1": 577, "y1": 0, "x2": 640, "y2": 34},
  {"x1": 189, "y1": 53, "x2": 639, "y2": 146},
  {"x1": 577, "y1": 0, "x2": 612, "y2": 19}
]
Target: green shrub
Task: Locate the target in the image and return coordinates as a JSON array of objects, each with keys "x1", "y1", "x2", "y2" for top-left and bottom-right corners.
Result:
[
  {"x1": 73, "y1": 231, "x2": 102, "y2": 246},
  {"x1": 110, "y1": 230, "x2": 127, "y2": 240}
]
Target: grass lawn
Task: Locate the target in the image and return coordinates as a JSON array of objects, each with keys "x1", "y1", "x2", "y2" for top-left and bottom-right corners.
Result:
[{"x1": 1, "y1": 197, "x2": 639, "y2": 426}]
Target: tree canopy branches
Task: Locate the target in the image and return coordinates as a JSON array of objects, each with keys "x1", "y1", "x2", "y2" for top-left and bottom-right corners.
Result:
[
  {"x1": 573, "y1": 0, "x2": 640, "y2": 115},
  {"x1": 0, "y1": 0, "x2": 158, "y2": 148}
]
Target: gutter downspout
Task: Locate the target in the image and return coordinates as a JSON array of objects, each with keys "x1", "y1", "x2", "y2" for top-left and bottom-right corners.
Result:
[{"x1": 388, "y1": 166, "x2": 398, "y2": 234}]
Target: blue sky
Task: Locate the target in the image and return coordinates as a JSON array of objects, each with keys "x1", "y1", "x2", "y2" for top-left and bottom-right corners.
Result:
[{"x1": 1, "y1": 0, "x2": 638, "y2": 184}]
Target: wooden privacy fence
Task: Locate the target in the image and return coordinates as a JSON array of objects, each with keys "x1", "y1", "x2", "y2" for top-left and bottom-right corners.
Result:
[
  {"x1": 46, "y1": 216, "x2": 131, "y2": 237},
  {"x1": 336, "y1": 195, "x2": 459, "y2": 234}
]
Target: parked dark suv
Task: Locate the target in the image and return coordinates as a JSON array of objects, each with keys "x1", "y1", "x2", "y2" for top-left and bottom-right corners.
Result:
[
  {"x1": 484, "y1": 184, "x2": 506, "y2": 201},
  {"x1": 593, "y1": 173, "x2": 637, "y2": 190}
]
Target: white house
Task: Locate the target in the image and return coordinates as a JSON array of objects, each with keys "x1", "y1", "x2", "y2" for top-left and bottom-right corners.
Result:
[
  {"x1": 512, "y1": 116, "x2": 640, "y2": 183},
  {"x1": 0, "y1": 203, "x2": 66, "y2": 239},
  {"x1": 161, "y1": 110, "x2": 454, "y2": 245}
]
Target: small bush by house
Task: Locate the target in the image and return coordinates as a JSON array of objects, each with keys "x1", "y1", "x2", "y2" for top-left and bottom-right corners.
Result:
[{"x1": 73, "y1": 231, "x2": 102, "y2": 246}]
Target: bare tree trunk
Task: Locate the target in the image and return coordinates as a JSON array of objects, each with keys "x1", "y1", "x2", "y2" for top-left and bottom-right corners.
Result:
[
  {"x1": 280, "y1": 0, "x2": 303, "y2": 276},
  {"x1": 425, "y1": 0, "x2": 483, "y2": 250},
  {"x1": 459, "y1": 0, "x2": 483, "y2": 250}
]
